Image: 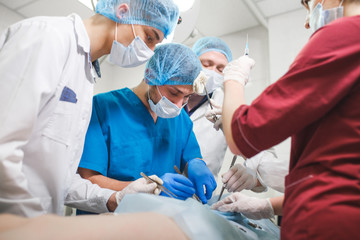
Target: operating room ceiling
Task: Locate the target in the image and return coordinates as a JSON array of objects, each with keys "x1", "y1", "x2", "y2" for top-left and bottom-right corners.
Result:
[{"x1": 0, "y1": 0, "x2": 303, "y2": 42}]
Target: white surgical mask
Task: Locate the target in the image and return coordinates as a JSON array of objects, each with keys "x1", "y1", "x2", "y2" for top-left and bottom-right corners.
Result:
[
  {"x1": 197, "y1": 68, "x2": 224, "y2": 96},
  {"x1": 309, "y1": 0, "x2": 344, "y2": 33},
  {"x1": 148, "y1": 86, "x2": 183, "y2": 118},
  {"x1": 109, "y1": 23, "x2": 154, "y2": 68}
]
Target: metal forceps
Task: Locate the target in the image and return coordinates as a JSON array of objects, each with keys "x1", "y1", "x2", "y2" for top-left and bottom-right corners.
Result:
[
  {"x1": 140, "y1": 172, "x2": 177, "y2": 199},
  {"x1": 173, "y1": 166, "x2": 202, "y2": 203},
  {"x1": 203, "y1": 83, "x2": 218, "y2": 122}
]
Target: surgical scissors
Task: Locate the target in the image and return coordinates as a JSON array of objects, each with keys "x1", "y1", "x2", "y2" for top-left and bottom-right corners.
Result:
[
  {"x1": 202, "y1": 83, "x2": 218, "y2": 122},
  {"x1": 140, "y1": 172, "x2": 178, "y2": 199}
]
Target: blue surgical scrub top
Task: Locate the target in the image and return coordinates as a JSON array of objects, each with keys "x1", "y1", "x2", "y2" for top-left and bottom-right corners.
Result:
[{"x1": 79, "y1": 88, "x2": 202, "y2": 181}]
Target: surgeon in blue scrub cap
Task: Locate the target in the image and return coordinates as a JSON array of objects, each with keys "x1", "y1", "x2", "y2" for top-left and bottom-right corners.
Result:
[
  {"x1": 0, "y1": 0, "x2": 180, "y2": 217},
  {"x1": 77, "y1": 43, "x2": 217, "y2": 214},
  {"x1": 192, "y1": 37, "x2": 233, "y2": 62},
  {"x1": 95, "y1": 0, "x2": 179, "y2": 67}
]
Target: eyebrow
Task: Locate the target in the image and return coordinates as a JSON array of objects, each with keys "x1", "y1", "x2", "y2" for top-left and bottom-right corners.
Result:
[
  {"x1": 152, "y1": 29, "x2": 160, "y2": 41},
  {"x1": 169, "y1": 86, "x2": 183, "y2": 94},
  {"x1": 169, "y1": 86, "x2": 193, "y2": 97}
]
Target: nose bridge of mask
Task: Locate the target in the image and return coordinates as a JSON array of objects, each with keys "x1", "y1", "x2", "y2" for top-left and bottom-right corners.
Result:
[{"x1": 157, "y1": 86, "x2": 185, "y2": 108}]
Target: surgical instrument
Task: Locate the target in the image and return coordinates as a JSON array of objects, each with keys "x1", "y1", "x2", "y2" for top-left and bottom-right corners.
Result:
[
  {"x1": 244, "y1": 34, "x2": 249, "y2": 56},
  {"x1": 140, "y1": 172, "x2": 178, "y2": 199},
  {"x1": 174, "y1": 166, "x2": 202, "y2": 202},
  {"x1": 217, "y1": 155, "x2": 238, "y2": 201}
]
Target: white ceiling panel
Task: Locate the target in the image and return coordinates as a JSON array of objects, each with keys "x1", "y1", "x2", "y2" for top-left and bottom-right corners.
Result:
[
  {"x1": 196, "y1": 0, "x2": 259, "y2": 37},
  {"x1": 1, "y1": 0, "x2": 306, "y2": 40},
  {"x1": 255, "y1": 0, "x2": 303, "y2": 17},
  {"x1": 0, "y1": 0, "x2": 37, "y2": 10},
  {"x1": 17, "y1": 0, "x2": 94, "y2": 19}
]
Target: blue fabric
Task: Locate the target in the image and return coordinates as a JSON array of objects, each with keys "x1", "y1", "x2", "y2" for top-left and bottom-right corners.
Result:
[
  {"x1": 115, "y1": 194, "x2": 280, "y2": 240},
  {"x1": 60, "y1": 86, "x2": 77, "y2": 103},
  {"x1": 95, "y1": 0, "x2": 179, "y2": 38},
  {"x1": 144, "y1": 43, "x2": 202, "y2": 86},
  {"x1": 192, "y1": 37, "x2": 232, "y2": 62},
  {"x1": 79, "y1": 88, "x2": 202, "y2": 181}
]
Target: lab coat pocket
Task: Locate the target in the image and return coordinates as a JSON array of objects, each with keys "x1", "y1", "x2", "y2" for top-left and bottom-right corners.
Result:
[{"x1": 42, "y1": 101, "x2": 76, "y2": 146}]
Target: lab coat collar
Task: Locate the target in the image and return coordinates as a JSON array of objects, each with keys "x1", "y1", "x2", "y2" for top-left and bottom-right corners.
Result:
[
  {"x1": 70, "y1": 13, "x2": 90, "y2": 54},
  {"x1": 69, "y1": 14, "x2": 98, "y2": 83}
]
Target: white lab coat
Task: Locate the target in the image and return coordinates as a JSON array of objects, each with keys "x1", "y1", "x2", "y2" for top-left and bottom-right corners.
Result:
[
  {"x1": 190, "y1": 89, "x2": 288, "y2": 192},
  {"x1": 245, "y1": 149, "x2": 288, "y2": 193},
  {"x1": 0, "y1": 14, "x2": 114, "y2": 217},
  {"x1": 190, "y1": 88, "x2": 228, "y2": 179}
]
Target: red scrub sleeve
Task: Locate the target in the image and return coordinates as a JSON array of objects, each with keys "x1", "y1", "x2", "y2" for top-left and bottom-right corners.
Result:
[{"x1": 231, "y1": 105, "x2": 261, "y2": 158}]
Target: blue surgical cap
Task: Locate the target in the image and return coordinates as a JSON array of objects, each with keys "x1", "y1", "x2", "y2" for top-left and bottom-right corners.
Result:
[
  {"x1": 145, "y1": 43, "x2": 202, "y2": 86},
  {"x1": 96, "y1": 0, "x2": 179, "y2": 38},
  {"x1": 192, "y1": 37, "x2": 232, "y2": 62}
]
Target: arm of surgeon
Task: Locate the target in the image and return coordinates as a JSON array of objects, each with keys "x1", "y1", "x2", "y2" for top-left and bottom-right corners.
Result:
[
  {"x1": 78, "y1": 168, "x2": 131, "y2": 191},
  {"x1": 222, "y1": 80, "x2": 245, "y2": 156},
  {"x1": 270, "y1": 195, "x2": 284, "y2": 216},
  {"x1": 0, "y1": 213, "x2": 189, "y2": 240}
]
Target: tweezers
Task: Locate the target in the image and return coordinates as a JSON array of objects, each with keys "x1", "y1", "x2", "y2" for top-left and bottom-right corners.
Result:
[
  {"x1": 140, "y1": 172, "x2": 178, "y2": 199},
  {"x1": 173, "y1": 166, "x2": 202, "y2": 202}
]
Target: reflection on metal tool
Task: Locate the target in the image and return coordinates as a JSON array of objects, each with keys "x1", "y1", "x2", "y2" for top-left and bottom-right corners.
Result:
[
  {"x1": 205, "y1": 86, "x2": 218, "y2": 122},
  {"x1": 217, "y1": 155, "x2": 238, "y2": 201},
  {"x1": 140, "y1": 172, "x2": 177, "y2": 199},
  {"x1": 174, "y1": 166, "x2": 202, "y2": 202},
  {"x1": 244, "y1": 34, "x2": 249, "y2": 56}
]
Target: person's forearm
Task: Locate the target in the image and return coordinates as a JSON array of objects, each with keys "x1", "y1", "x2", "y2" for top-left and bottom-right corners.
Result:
[
  {"x1": 0, "y1": 213, "x2": 189, "y2": 240},
  {"x1": 0, "y1": 214, "x2": 30, "y2": 232},
  {"x1": 78, "y1": 168, "x2": 131, "y2": 191},
  {"x1": 106, "y1": 193, "x2": 118, "y2": 212},
  {"x1": 223, "y1": 80, "x2": 246, "y2": 155},
  {"x1": 269, "y1": 196, "x2": 284, "y2": 216}
]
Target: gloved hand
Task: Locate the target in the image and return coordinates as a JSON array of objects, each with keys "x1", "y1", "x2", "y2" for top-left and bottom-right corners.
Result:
[
  {"x1": 204, "y1": 99, "x2": 223, "y2": 131},
  {"x1": 223, "y1": 55, "x2": 255, "y2": 86},
  {"x1": 222, "y1": 163, "x2": 257, "y2": 192},
  {"x1": 187, "y1": 159, "x2": 217, "y2": 204},
  {"x1": 115, "y1": 175, "x2": 162, "y2": 204},
  {"x1": 160, "y1": 173, "x2": 195, "y2": 200},
  {"x1": 211, "y1": 192, "x2": 274, "y2": 220}
]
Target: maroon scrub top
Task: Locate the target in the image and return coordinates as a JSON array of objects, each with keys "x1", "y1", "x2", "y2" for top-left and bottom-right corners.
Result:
[{"x1": 232, "y1": 16, "x2": 360, "y2": 239}]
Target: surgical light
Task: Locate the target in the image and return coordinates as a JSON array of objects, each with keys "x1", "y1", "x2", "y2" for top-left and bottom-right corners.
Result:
[{"x1": 173, "y1": 0, "x2": 195, "y2": 12}]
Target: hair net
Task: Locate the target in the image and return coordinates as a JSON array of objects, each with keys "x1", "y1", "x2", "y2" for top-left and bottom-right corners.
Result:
[
  {"x1": 144, "y1": 43, "x2": 202, "y2": 86},
  {"x1": 96, "y1": 0, "x2": 179, "y2": 38},
  {"x1": 192, "y1": 37, "x2": 232, "y2": 62}
]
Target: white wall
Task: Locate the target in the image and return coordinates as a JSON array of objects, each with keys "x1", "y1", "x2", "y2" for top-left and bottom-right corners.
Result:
[
  {"x1": 0, "y1": 4, "x2": 24, "y2": 33},
  {"x1": 267, "y1": 8, "x2": 312, "y2": 180}
]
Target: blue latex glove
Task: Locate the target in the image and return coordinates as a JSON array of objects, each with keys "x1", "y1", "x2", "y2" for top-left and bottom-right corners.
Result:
[
  {"x1": 160, "y1": 173, "x2": 195, "y2": 200},
  {"x1": 188, "y1": 159, "x2": 217, "y2": 204}
]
